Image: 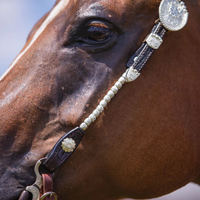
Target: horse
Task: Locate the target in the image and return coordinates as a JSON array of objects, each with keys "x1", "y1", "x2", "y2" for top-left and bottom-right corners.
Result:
[{"x1": 0, "y1": 0, "x2": 200, "y2": 199}]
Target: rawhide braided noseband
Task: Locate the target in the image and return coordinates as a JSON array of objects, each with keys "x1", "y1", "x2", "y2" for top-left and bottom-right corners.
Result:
[{"x1": 18, "y1": 0, "x2": 188, "y2": 199}]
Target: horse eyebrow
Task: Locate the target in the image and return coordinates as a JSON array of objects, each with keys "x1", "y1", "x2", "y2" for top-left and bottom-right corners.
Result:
[
  {"x1": 0, "y1": 0, "x2": 70, "y2": 82},
  {"x1": 77, "y1": 2, "x2": 127, "y2": 28}
]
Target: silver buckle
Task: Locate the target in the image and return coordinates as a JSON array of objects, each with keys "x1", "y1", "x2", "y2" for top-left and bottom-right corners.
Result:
[{"x1": 40, "y1": 192, "x2": 58, "y2": 200}]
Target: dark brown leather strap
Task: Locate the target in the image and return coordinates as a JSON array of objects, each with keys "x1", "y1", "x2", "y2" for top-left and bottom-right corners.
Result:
[
  {"x1": 127, "y1": 22, "x2": 167, "y2": 72},
  {"x1": 18, "y1": 190, "x2": 30, "y2": 200},
  {"x1": 43, "y1": 127, "x2": 85, "y2": 172}
]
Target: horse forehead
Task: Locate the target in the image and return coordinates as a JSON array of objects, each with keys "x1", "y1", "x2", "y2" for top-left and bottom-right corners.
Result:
[
  {"x1": 88, "y1": 0, "x2": 159, "y2": 9},
  {"x1": 62, "y1": 0, "x2": 158, "y2": 16},
  {"x1": 58, "y1": 0, "x2": 159, "y2": 28},
  {"x1": 99, "y1": 0, "x2": 139, "y2": 9},
  {"x1": 96, "y1": 0, "x2": 134, "y2": 12}
]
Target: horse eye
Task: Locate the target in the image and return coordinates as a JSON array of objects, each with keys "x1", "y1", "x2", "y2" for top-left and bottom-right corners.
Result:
[{"x1": 81, "y1": 21, "x2": 113, "y2": 43}]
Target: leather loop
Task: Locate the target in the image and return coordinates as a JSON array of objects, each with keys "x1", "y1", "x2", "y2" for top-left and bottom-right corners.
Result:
[
  {"x1": 18, "y1": 190, "x2": 30, "y2": 200},
  {"x1": 42, "y1": 174, "x2": 53, "y2": 194},
  {"x1": 42, "y1": 174, "x2": 55, "y2": 200}
]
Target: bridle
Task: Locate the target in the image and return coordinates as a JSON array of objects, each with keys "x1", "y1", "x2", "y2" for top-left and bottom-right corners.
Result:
[{"x1": 18, "y1": 0, "x2": 189, "y2": 199}]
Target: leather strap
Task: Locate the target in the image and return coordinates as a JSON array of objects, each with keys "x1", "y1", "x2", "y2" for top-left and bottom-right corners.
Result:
[
  {"x1": 43, "y1": 127, "x2": 85, "y2": 172},
  {"x1": 127, "y1": 22, "x2": 167, "y2": 72},
  {"x1": 42, "y1": 174, "x2": 54, "y2": 200},
  {"x1": 18, "y1": 190, "x2": 30, "y2": 200}
]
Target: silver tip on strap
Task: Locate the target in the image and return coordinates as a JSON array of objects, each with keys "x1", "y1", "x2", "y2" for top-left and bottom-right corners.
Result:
[{"x1": 145, "y1": 33, "x2": 163, "y2": 49}]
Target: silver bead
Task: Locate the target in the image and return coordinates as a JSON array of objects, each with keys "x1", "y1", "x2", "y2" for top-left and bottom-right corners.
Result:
[
  {"x1": 84, "y1": 118, "x2": 92, "y2": 126},
  {"x1": 93, "y1": 109, "x2": 100, "y2": 117},
  {"x1": 104, "y1": 95, "x2": 111, "y2": 103},
  {"x1": 134, "y1": 56, "x2": 138, "y2": 62},
  {"x1": 97, "y1": 105, "x2": 104, "y2": 113},
  {"x1": 111, "y1": 86, "x2": 118, "y2": 94},
  {"x1": 118, "y1": 77, "x2": 126, "y2": 84},
  {"x1": 80, "y1": 123, "x2": 88, "y2": 131},
  {"x1": 100, "y1": 100, "x2": 107, "y2": 107},
  {"x1": 115, "y1": 82, "x2": 122, "y2": 89},
  {"x1": 107, "y1": 91, "x2": 115, "y2": 98},
  {"x1": 89, "y1": 113, "x2": 96, "y2": 122}
]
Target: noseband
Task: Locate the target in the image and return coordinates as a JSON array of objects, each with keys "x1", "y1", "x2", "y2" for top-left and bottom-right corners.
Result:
[{"x1": 18, "y1": 0, "x2": 188, "y2": 199}]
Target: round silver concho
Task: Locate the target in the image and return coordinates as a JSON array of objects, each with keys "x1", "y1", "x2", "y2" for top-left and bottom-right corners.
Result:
[{"x1": 159, "y1": 0, "x2": 189, "y2": 31}]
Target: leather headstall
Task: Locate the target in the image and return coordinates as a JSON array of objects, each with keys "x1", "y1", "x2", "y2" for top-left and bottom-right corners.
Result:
[{"x1": 18, "y1": 0, "x2": 189, "y2": 199}]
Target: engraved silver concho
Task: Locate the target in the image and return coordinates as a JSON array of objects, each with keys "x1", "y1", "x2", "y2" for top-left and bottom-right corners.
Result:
[
  {"x1": 61, "y1": 138, "x2": 76, "y2": 152},
  {"x1": 159, "y1": 0, "x2": 189, "y2": 31}
]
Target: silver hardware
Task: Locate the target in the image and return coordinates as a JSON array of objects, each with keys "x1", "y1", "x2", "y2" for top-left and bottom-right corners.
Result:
[
  {"x1": 146, "y1": 33, "x2": 163, "y2": 49},
  {"x1": 134, "y1": 56, "x2": 138, "y2": 62},
  {"x1": 159, "y1": 0, "x2": 189, "y2": 31},
  {"x1": 125, "y1": 66, "x2": 140, "y2": 82},
  {"x1": 26, "y1": 158, "x2": 46, "y2": 200},
  {"x1": 61, "y1": 138, "x2": 76, "y2": 152},
  {"x1": 40, "y1": 192, "x2": 58, "y2": 200}
]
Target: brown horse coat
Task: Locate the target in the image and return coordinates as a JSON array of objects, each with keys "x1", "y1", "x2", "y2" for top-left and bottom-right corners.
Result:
[{"x1": 0, "y1": 0, "x2": 200, "y2": 199}]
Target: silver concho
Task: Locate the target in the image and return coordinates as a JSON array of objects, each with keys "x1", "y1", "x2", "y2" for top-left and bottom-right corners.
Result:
[
  {"x1": 159, "y1": 0, "x2": 189, "y2": 31},
  {"x1": 61, "y1": 138, "x2": 76, "y2": 152}
]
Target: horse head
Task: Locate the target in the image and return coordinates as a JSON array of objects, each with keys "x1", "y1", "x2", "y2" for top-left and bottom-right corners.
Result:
[{"x1": 1, "y1": 0, "x2": 200, "y2": 199}]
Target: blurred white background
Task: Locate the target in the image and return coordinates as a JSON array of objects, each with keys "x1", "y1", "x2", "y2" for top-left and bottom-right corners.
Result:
[{"x1": 0, "y1": 0, "x2": 200, "y2": 199}]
